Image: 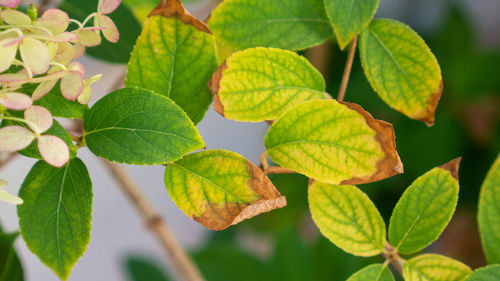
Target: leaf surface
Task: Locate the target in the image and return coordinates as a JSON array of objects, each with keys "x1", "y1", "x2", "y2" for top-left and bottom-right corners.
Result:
[
  {"x1": 347, "y1": 264, "x2": 394, "y2": 281},
  {"x1": 309, "y1": 182, "x2": 385, "y2": 256},
  {"x1": 403, "y1": 254, "x2": 472, "y2": 281},
  {"x1": 325, "y1": 0, "x2": 380, "y2": 49},
  {"x1": 84, "y1": 88, "x2": 204, "y2": 165},
  {"x1": 208, "y1": 0, "x2": 333, "y2": 51},
  {"x1": 478, "y1": 154, "x2": 500, "y2": 264},
  {"x1": 164, "y1": 149, "x2": 286, "y2": 230},
  {"x1": 359, "y1": 19, "x2": 442, "y2": 125},
  {"x1": 208, "y1": 47, "x2": 328, "y2": 122},
  {"x1": 0, "y1": 230, "x2": 24, "y2": 281},
  {"x1": 388, "y1": 158, "x2": 460, "y2": 255},
  {"x1": 264, "y1": 100, "x2": 403, "y2": 184},
  {"x1": 17, "y1": 158, "x2": 92, "y2": 280},
  {"x1": 126, "y1": 0, "x2": 217, "y2": 124},
  {"x1": 464, "y1": 266, "x2": 500, "y2": 281}
]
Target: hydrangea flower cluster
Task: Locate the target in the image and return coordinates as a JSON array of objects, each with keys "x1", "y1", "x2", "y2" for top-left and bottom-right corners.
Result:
[{"x1": 0, "y1": 0, "x2": 120, "y2": 176}]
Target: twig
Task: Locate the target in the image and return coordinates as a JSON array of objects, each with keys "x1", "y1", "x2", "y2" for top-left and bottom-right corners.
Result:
[
  {"x1": 382, "y1": 241, "x2": 405, "y2": 275},
  {"x1": 0, "y1": 152, "x2": 17, "y2": 170},
  {"x1": 337, "y1": 36, "x2": 358, "y2": 102},
  {"x1": 101, "y1": 160, "x2": 205, "y2": 281}
]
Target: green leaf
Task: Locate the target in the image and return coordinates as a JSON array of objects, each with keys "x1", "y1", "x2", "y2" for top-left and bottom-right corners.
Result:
[
  {"x1": 208, "y1": 0, "x2": 333, "y2": 51},
  {"x1": 208, "y1": 47, "x2": 328, "y2": 122},
  {"x1": 1, "y1": 111, "x2": 76, "y2": 160},
  {"x1": 124, "y1": 255, "x2": 171, "y2": 281},
  {"x1": 20, "y1": 82, "x2": 88, "y2": 119},
  {"x1": 124, "y1": 0, "x2": 203, "y2": 23},
  {"x1": 478, "y1": 154, "x2": 500, "y2": 264},
  {"x1": 84, "y1": 87, "x2": 204, "y2": 165},
  {"x1": 126, "y1": 0, "x2": 217, "y2": 124},
  {"x1": 388, "y1": 158, "x2": 460, "y2": 255},
  {"x1": 17, "y1": 158, "x2": 92, "y2": 280},
  {"x1": 308, "y1": 181, "x2": 385, "y2": 256},
  {"x1": 347, "y1": 264, "x2": 394, "y2": 281},
  {"x1": 464, "y1": 265, "x2": 500, "y2": 281},
  {"x1": 324, "y1": 0, "x2": 380, "y2": 49},
  {"x1": 0, "y1": 230, "x2": 24, "y2": 281},
  {"x1": 164, "y1": 149, "x2": 286, "y2": 230},
  {"x1": 59, "y1": 0, "x2": 142, "y2": 63},
  {"x1": 403, "y1": 254, "x2": 472, "y2": 281},
  {"x1": 264, "y1": 100, "x2": 403, "y2": 185},
  {"x1": 359, "y1": 18, "x2": 442, "y2": 126}
]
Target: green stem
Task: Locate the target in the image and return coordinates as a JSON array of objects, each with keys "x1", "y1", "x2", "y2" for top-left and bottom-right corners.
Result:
[{"x1": 382, "y1": 241, "x2": 405, "y2": 275}]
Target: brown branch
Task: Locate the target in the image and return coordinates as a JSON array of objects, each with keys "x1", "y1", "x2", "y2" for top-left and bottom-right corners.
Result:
[
  {"x1": 265, "y1": 166, "x2": 296, "y2": 175},
  {"x1": 0, "y1": 152, "x2": 17, "y2": 170},
  {"x1": 101, "y1": 160, "x2": 206, "y2": 281},
  {"x1": 337, "y1": 36, "x2": 358, "y2": 102},
  {"x1": 382, "y1": 241, "x2": 405, "y2": 275}
]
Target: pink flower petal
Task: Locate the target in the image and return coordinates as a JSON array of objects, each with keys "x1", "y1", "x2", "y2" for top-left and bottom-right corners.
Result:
[
  {"x1": 0, "y1": 70, "x2": 28, "y2": 83},
  {"x1": 52, "y1": 42, "x2": 75, "y2": 65},
  {"x1": 0, "y1": 92, "x2": 32, "y2": 110},
  {"x1": 49, "y1": 32, "x2": 78, "y2": 42},
  {"x1": 0, "y1": 0, "x2": 20, "y2": 8},
  {"x1": 38, "y1": 135, "x2": 69, "y2": 167},
  {"x1": 37, "y1": 9, "x2": 69, "y2": 34},
  {"x1": 0, "y1": 9, "x2": 31, "y2": 25},
  {"x1": 0, "y1": 38, "x2": 18, "y2": 73},
  {"x1": 76, "y1": 30, "x2": 101, "y2": 47},
  {"x1": 20, "y1": 38, "x2": 50, "y2": 75},
  {"x1": 32, "y1": 79, "x2": 58, "y2": 101},
  {"x1": 95, "y1": 14, "x2": 119, "y2": 43},
  {"x1": 68, "y1": 61, "x2": 85, "y2": 75},
  {"x1": 60, "y1": 71, "x2": 84, "y2": 100},
  {"x1": 24, "y1": 105, "x2": 53, "y2": 134},
  {"x1": 0, "y1": 126, "x2": 35, "y2": 152},
  {"x1": 98, "y1": 0, "x2": 121, "y2": 14}
]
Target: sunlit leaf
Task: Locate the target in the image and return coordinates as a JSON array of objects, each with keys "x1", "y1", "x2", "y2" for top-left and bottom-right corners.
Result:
[
  {"x1": 464, "y1": 265, "x2": 500, "y2": 281},
  {"x1": 388, "y1": 158, "x2": 460, "y2": 255},
  {"x1": 309, "y1": 182, "x2": 385, "y2": 256},
  {"x1": 164, "y1": 149, "x2": 286, "y2": 230},
  {"x1": 403, "y1": 254, "x2": 472, "y2": 281},
  {"x1": 208, "y1": 0, "x2": 333, "y2": 51},
  {"x1": 325, "y1": 0, "x2": 380, "y2": 49},
  {"x1": 17, "y1": 158, "x2": 92, "y2": 280},
  {"x1": 478, "y1": 154, "x2": 500, "y2": 264},
  {"x1": 84, "y1": 87, "x2": 204, "y2": 165},
  {"x1": 126, "y1": 0, "x2": 217, "y2": 124},
  {"x1": 347, "y1": 264, "x2": 394, "y2": 281},
  {"x1": 208, "y1": 47, "x2": 328, "y2": 122},
  {"x1": 264, "y1": 100, "x2": 403, "y2": 185},
  {"x1": 0, "y1": 126, "x2": 35, "y2": 152},
  {"x1": 359, "y1": 19, "x2": 442, "y2": 126}
]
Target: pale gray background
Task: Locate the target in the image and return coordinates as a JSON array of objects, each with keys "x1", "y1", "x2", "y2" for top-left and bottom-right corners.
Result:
[{"x1": 1, "y1": 0, "x2": 499, "y2": 280}]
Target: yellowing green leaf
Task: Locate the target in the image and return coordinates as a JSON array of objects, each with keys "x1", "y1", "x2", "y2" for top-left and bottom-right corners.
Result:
[
  {"x1": 347, "y1": 264, "x2": 394, "y2": 281},
  {"x1": 389, "y1": 158, "x2": 460, "y2": 255},
  {"x1": 478, "y1": 154, "x2": 500, "y2": 264},
  {"x1": 84, "y1": 88, "x2": 204, "y2": 165},
  {"x1": 309, "y1": 181, "x2": 385, "y2": 256},
  {"x1": 403, "y1": 254, "x2": 472, "y2": 281},
  {"x1": 17, "y1": 158, "x2": 92, "y2": 280},
  {"x1": 325, "y1": 0, "x2": 380, "y2": 49},
  {"x1": 359, "y1": 19, "x2": 442, "y2": 126},
  {"x1": 464, "y1": 265, "x2": 500, "y2": 281},
  {"x1": 264, "y1": 100, "x2": 403, "y2": 185},
  {"x1": 208, "y1": 0, "x2": 333, "y2": 51},
  {"x1": 164, "y1": 149, "x2": 286, "y2": 230},
  {"x1": 126, "y1": 0, "x2": 217, "y2": 124},
  {"x1": 208, "y1": 47, "x2": 328, "y2": 122}
]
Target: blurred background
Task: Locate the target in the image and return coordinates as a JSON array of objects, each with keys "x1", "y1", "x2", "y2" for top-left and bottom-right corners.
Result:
[{"x1": 0, "y1": 0, "x2": 499, "y2": 280}]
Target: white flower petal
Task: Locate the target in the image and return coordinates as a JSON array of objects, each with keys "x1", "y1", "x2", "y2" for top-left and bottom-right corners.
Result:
[
  {"x1": 60, "y1": 71, "x2": 84, "y2": 100},
  {"x1": 95, "y1": 14, "x2": 119, "y2": 43},
  {"x1": 36, "y1": 8, "x2": 69, "y2": 34},
  {"x1": 0, "y1": 92, "x2": 32, "y2": 110},
  {"x1": 76, "y1": 30, "x2": 101, "y2": 47},
  {"x1": 98, "y1": 0, "x2": 121, "y2": 14},
  {"x1": 0, "y1": 9, "x2": 30, "y2": 25},
  {"x1": 0, "y1": 125, "x2": 35, "y2": 152},
  {"x1": 0, "y1": 190, "x2": 23, "y2": 205},
  {"x1": 0, "y1": 38, "x2": 18, "y2": 72},
  {"x1": 20, "y1": 38, "x2": 50, "y2": 75},
  {"x1": 38, "y1": 135, "x2": 69, "y2": 167},
  {"x1": 24, "y1": 105, "x2": 53, "y2": 134},
  {"x1": 31, "y1": 79, "x2": 58, "y2": 101}
]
